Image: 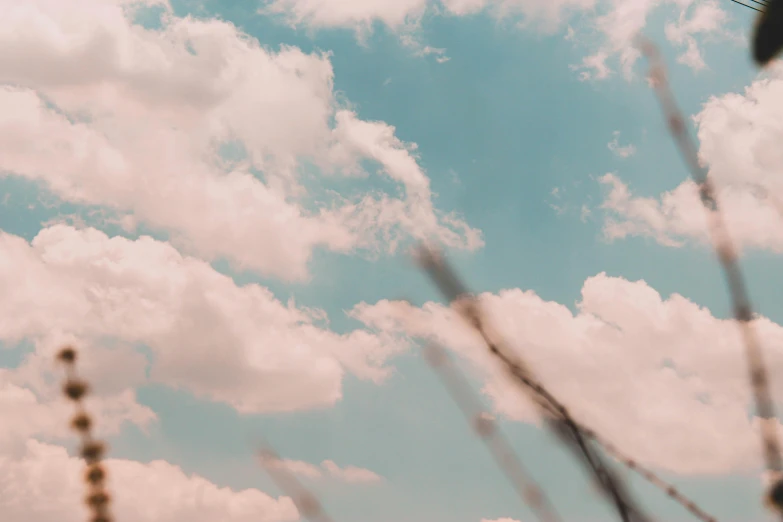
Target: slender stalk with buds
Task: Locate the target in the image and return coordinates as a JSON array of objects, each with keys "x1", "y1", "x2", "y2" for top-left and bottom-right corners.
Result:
[{"x1": 56, "y1": 346, "x2": 113, "y2": 522}]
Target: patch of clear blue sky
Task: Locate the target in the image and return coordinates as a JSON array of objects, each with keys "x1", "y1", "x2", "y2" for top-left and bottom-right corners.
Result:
[{"x1": 1, "y1": 0, "x2": 779, "y2": 520}]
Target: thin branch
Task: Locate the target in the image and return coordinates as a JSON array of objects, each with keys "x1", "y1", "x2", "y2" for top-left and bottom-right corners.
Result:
[
  {"x1": 422, "y1": 341, "x2": 562, "y2": 522},
  {"x1": 636, "y1": 36, "x2": 783, "y2": 518},
  {"x1": 258, "y1": 444, "x2": 337, "y2": 522},
  {"x1": 415, "y1": 246, "x2": 653, "y2": 522}
]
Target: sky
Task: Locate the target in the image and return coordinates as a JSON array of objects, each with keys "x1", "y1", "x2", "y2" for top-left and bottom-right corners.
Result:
[{"x1": 2, "y1": 0, "x2": 783, "y2": 521}]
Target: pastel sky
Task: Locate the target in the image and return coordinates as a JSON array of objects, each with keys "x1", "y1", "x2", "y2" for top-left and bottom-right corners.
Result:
[{"x1": 2, "y1": 0, "x2": 783, "y2": 521}]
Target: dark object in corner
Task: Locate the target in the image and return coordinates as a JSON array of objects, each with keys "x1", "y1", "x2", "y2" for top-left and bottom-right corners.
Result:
[{"x1": 753, "y1": 0, "x2": 783, "y2": 66}]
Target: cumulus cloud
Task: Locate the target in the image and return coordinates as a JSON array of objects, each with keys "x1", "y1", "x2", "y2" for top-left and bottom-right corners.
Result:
[
  {"x1": 0, "y1": 0, "x2": 480, "y2": 282},
  {"x1": 599, "y1": 173, "x2": 783, "y2": 251},
  {"x1": 351, "y1": 272, "x2": 783, "y2": 474},
  {"x1": 0, "y1": 225, "x2": 407, "y2": 414},
  {"x1": 0, "y1": 329, "x2": 156, "y2": 456},
  {"x1": 262, "y1": 457, "x2": 383, "y2": 483},
  {"x1": 597, "y1": 69, "x2": 783, "y2": 252},
  {"x1": 0, "y1": 439, "x2": 298, "y2": 522},
  {"x1": 0, "y1": 373, "x2": 155, "y2": 457}
]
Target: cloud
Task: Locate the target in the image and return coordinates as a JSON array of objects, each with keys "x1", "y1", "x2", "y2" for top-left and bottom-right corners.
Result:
[
  {"x1": 0, "y1": 372, "x2": 155, "y2": 457},
  {"x1": 607, "y1": 131, "x2": 637, "y2": 158},
  {"x1": 0, "y1": 225, "x2": 408, "y2": 414},
  {"x1": 0, "y1": 330, "x2": 155, "y2": 457},
  {"x1": 664, "y1": 0, "x2": 729, "y2": 71},
  {"x1": 262, "y1": 457, "x2": 384, "y2": 483},
  {"x1": 598, "y1": 173, "x2": 783, "y2": 251},
  {"x1": 0, "y1": 331, "x2": 298, "y2": 522},
  {"x1": 320, "y1": 459, "x2": 384, "y2": 483},
  {"x1": 261, "y1": 457, "x2": 324, "y2": 479},
  {"x1": 575, "y1": 0, "x2": 732, "y2": 81},
  {"x1": 262, "y1": 0, "x2": 429, "y2": 35},
  {"x1": 262, "y1": 0, "x2": 730, "y2": 79},
  {"x1": 350, "y1": 272, "x2": 783, "y2": 474},
  {"x1": 597, "y1": 68, "x2": 783, "y2": 252},
  {"x1": 263, "y1": 0, "x2": 596, "y2": 35},
  {"x1": 0, "y1": 0, "x2": 480, "y2": 282},
  {"x1": 0, "y1": 438, "x2": 298, "y2": 522}
]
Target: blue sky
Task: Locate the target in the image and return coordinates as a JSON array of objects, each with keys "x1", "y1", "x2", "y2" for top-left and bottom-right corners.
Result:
[{"x1": 2, "y1": 1, "x2": 783, "y2": 522}]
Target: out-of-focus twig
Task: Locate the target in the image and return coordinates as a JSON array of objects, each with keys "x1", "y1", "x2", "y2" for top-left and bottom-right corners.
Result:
[
  {"x1": 415, "y1": 246, "x2": 725, "y2": 521},
  {"x1": 637, "y1": 36, "x2": 783, "y2": 517},
  {"x1": 416, "y1": 248, "x2": 718, "y2": 521},
  {"x1": 422, "y1": 341, "x2": 562, "y2": 522},
  {"x1": 415, "y1": 246, "x2": 653, "y2": 522},
  {"x1": 258, "y1": 444, "x2": 336, "y2": 522}
]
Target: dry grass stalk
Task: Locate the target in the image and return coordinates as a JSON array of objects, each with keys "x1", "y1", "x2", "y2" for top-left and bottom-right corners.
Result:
[{"x1": 636, "y1": 37, "x2": 783, "y2": 518}]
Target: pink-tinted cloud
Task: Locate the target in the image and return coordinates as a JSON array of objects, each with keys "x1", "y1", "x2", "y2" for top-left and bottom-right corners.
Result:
[
  {"x1": 0, "y1": 225, "x2": 407, "y2": 414},
  {"x1": 261, "y1": 457, "x2": 384, "y2": 483},
  {"x1": 0, "y1": 0, "x2": 480, "y2": 282},
  {"x1": 0, "y1": 439, "x2": 298, "y2": 522},
  {"x1": 597, "y1": 68, "x2": 783, "y2": 252},
  {"x1": 351, "y1": 273, "x2": 783, "y2": 474}
]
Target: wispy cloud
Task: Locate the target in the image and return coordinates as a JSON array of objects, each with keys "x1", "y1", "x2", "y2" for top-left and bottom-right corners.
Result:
[
  {"x1": 261, "y1": 457, "x2": 384, "y2": 483},
  {"x1": 607, "y1": 131, "x2": 637, "y2": 158}
]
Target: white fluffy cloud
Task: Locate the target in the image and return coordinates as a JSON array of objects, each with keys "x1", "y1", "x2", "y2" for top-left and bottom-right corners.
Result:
[
  {"x1": 0, "y1": 225, "x2": 407, "y2": 414},
  {"x1": 351, "y1": 272, "x2": 783, "y2": 474},
  {"x1": 598, "y1": 68, "x2": 783, "y2": 252},
  {"x1": 0, "y1": 215, "x2": 385, "y2": 518},
  {"x1": 0, "y1": 0, "x2": 480, "y2": 282},
  {"x1": 0, "y1": 439, "x2": 298, "y2": 522}
]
